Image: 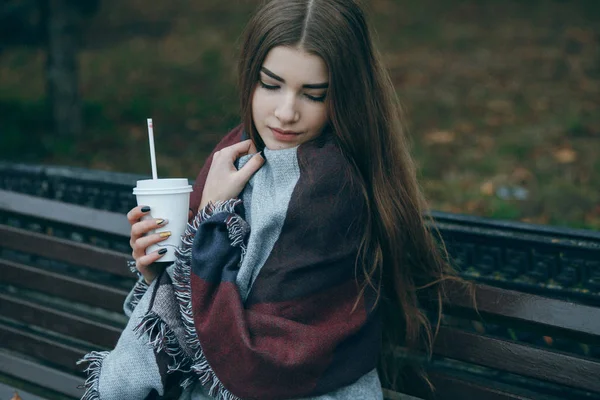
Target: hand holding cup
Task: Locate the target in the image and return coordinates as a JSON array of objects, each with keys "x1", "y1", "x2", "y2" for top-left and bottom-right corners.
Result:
[
  {"x1": 128, "y1": 119, "x2": 193, "y2": 284},
  {"x1": 127, "y1": 205, "x2": 171, "y2": 283}
]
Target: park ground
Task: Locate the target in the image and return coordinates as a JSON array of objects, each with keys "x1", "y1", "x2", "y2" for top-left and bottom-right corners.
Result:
[{"x1": 0, "y1": 0, "x2": 598, "y2": 229}]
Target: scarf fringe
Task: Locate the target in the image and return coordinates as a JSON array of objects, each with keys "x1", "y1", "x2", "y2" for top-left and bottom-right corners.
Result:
[
  {"x1": 170, "y1": 199, "x2": 246, "y2": 399},
  {"x1": 76, "y1": 350, "x2": 110, "y2": 400},
  {"x1": 133, "y1": 311, "x2": 191, "y2": 374},
  {"x1": 130, "y1": 278, "x2": 149, "y2": 310}
]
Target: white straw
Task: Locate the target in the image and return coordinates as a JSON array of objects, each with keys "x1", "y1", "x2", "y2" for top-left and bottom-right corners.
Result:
[{"x1": 146, "y1": 118, "x2": 158, "y2": 180}]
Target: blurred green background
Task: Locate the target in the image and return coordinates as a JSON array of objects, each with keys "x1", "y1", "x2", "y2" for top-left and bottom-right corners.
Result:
[{"x1": 0, "y1": 0, "x2": 598, "y2": 229}]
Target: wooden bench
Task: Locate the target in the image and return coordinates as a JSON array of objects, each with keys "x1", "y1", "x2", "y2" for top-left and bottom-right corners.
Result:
[
  {"x1": 388, "y1": 281, "x2": 600, "y2": 400},
  {"x1": 0, "y1": 189, "x2": 132, "y2": 398},
  {"x1": 1, "y1": 187, "x2": 599, "y2": 399}
]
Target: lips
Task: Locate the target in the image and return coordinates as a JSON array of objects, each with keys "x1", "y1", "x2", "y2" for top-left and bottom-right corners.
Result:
[
  {"x1": 269, "y1": 127, "x2": 303, "y2": 143},
  {"x1": 270, "y1": 127, "x2": 300, "y2": 135}
]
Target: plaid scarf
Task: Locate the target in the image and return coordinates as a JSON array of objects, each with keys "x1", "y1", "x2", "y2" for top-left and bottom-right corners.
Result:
[{"x1": 79, "y1": 126, "x2": 382, "y2": 400}]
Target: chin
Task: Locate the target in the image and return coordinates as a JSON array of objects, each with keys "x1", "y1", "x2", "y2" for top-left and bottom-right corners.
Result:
[
  {"x1": 257, "y1": 131, "x2": 296, "y2": 150},
  {"x1": 264, "y1": 140, "x2": 297, "y2": 150}
]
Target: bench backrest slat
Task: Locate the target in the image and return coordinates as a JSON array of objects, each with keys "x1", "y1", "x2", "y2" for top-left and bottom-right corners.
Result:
[
  {"x1": 0, "y1": 259, "x2": 128, "y2": 313},
  {"x1": 0, "y1": 189, "x2": 130, "y2": 237},
  {"x1": 434, "y1": 326, "x2": 600, "y2": 393},
  {"x1": 443, "y1": 282, "x2": 600, "y2": 344},
  {"x1": 0, "y1": 224, "x2": 131, "y2": 277},
  {"x1": 0, "y1": 321, "x2": 86, "y2": 373},
  {"x1": 0, "y1": 294, "x2": 122, "y2": 349}
]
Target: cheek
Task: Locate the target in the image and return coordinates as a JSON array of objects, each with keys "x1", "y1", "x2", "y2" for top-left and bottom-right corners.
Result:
[
  {"x1": 311, "y1": 106, "x2": 329, "y2": 130},
  {"x1": 251, "y1": 90, "x2": 259, "y2": 118},
  {"x1": 251, "y1": 90, "x2": 270, "y2": 121}
]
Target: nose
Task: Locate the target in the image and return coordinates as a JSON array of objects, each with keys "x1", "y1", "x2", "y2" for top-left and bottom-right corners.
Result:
[{"x1": 274, "y1": 94, "x2": 299, "y2": 124}]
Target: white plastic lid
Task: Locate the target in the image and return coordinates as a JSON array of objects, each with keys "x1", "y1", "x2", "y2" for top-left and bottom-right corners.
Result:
[{"x1": 133, "y1": 178, "x2": 192, "y2": 195}]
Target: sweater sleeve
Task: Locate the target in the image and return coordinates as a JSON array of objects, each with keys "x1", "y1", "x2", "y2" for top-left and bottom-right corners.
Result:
[{"x1": 78, "y1": 278, "x2": 166, "y2": 400}]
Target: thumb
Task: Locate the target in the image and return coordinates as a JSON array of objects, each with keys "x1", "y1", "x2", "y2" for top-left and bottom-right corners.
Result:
[{"x1": 237, "y1": 152, "x2": 265, "y2": 184}]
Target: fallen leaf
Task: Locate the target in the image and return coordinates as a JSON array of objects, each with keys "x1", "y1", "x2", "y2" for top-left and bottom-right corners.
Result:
[
  {"x1": 455, "y1": 121, "x2": 475, "y2": 133},
  {"x1": 466, "y1": 200, "x2": 481, "y2": 212},
  {"x1": 553, "y1": 147, "x2": 577, "y2": 164},
  {"x1": 11, "y1": 392, "x2": 22, "y2": 400},
  {"x1": 476, "y1": 135, "x2": 495, "y2": 151},
  {"x1": 129, "y1": 126, "x2": 143, "y2": 140},
  {"x1": 484, "y1": 115, "x2": 503, "y2": 127},
  {"x1": 425, "y1": 131, "x2": 455, "y2": 144},
  {"x1": 565, "y1": 27, "x2": 594, "y2": 44},
  {"x1": 486, "y1": 99, "x2": 513, "y2": 113},
  {"x1": 480, "y1": 181, "x2": 494, "y2": 196},
  {"x1": 472, "y1": 321, "x2": 485, "y2": 334},
  {"x1": 511, "y1": 167, "x2": 534, "y2": 184},
  {"x1": 185, "y1": 118, "x2": 202, "y2": 131}
]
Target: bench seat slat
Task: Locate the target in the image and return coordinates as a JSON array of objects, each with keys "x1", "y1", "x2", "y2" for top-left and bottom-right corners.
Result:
[
  {"x1": 382, "y1": 388, "x2": 424, "y2": 400},
  {"x1": 426, "y1": 371, "x2": 562, "y2": 400},
  {"x1": 0, "y1": 350, "x2": 82, "y2": 399},
  {"x1": 0, "y1": 294, "x2": 122, "y2": 348},
  {"x1": 426, "y1": 371, "x2": 529, "y2": 400},
  {"x1": 383, "y1": 370, "x2": 561, "y2": 400},
  {"x1": 434, "y1": 326, "x2": 600, "y2": 394},
  {"x1": 0, "y1": 322, "x2": 87, "y2": 373},
  {"x1": 0, "y1": 259, "x2": 128, "y2": 313},
  {"x1": 0, "y1": 224, "x2": 131, "y2": 277},
  {"x1": 443, "y1": 282, "x2": 600, "y2": 344}
]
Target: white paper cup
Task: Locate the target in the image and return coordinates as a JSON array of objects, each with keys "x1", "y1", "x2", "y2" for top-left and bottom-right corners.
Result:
[{"x1": 133, "y1": 178, "x2": 193, "y2": 262}]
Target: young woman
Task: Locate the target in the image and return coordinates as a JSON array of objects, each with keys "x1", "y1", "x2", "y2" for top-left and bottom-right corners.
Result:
[{"x1": 78, "y1": 1, "x2": 459, "y2": 399}]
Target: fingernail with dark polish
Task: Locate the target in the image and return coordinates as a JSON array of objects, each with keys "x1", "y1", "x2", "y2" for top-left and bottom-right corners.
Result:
[
  {"x1": 141, "y1": 206, "x2": 151, "y2": 212},
  {"x1": 158, "y1": 248, "x2": 168, "y2": 255}
]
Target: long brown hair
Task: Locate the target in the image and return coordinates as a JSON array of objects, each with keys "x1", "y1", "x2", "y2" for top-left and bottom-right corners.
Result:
[{"x1": 238, "y1": 0, "x2": 465, "y2": 389}]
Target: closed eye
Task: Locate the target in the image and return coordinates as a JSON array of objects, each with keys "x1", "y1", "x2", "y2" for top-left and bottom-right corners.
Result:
[
  {"x1": 259, "y1": 81, "x2": 279, "y2": 90},
  {"x1": 260, "y1": 80, "x2": 326, "y2": 103},
  {"x1": 305, "y1": 93, "x2": 326, "y2": 103}
]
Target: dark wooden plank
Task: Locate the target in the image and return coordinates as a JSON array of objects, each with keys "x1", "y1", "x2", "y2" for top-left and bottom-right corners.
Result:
[
  {"x1": 0, "y1": 294, "x2": 122, "y2": 348},
  {"x1": 427, "y1": 371, "x2": 552, "y2": 400},
  {"x1": 382, "y1": 388, "x2": 424, "y2": 399},
  {"x1": 441, "y1": 282, "x2": 600, "y2": 344},
  {"x1": 433, "y1": 326, "x2": 600, "y2": 394},
  {"x1": 0, "y1": 189, "x2": 130, "y2": 237},
  {"x1": 430, "y1": 210, "x2": 600, "y2": 242},
  {"x1": 0, "y1": 382, "x2": 51, "y2": 400},
  {"x1": 0, "y1": 350, "x2": 83, "y2": 398},
  {"x1": 0, "y1": 259, "x2": 128, "y2": 313},
  {"x1": 0, "y1": 224, "x2": 132, "y2": 277},
  {"x1": 0, "y1": 322, "x2": 86, "y2": 373},
  {"x1": 384, "y1": 370, "x2": 563, "y2": 400}
]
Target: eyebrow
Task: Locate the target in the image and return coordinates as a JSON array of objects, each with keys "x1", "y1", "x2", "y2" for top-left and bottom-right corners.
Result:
[{"x1": 260, "y1": 67, "x2": 329, "y2": 89}]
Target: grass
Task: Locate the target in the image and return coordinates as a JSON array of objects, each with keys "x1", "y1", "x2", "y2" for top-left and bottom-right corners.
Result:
[{"x1": 0, "y1": 0, "x2": 598, "y2": 229}]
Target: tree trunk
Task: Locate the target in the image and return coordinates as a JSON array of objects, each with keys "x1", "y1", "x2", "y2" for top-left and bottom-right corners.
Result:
[{"x1": 45, "y1": 0, "x2": 82, "y2": 139}]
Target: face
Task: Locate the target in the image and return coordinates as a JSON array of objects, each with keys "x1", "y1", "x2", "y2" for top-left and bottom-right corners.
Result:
[{"x1": 251, "y1": 46, "x2": 329, "y2": 150}]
